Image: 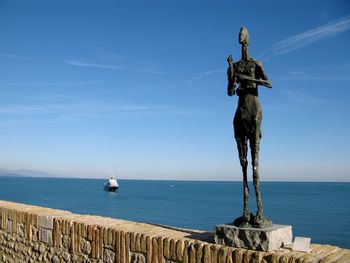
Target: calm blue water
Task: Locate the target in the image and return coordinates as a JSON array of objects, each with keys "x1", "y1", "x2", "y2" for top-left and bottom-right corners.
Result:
[{"x1": 0, "y1": 177, "x2": 349, "y2": 248}]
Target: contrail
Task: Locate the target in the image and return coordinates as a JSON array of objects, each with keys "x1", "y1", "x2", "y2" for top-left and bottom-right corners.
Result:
[{"x1": 260, "y1": 15, "x2": 350, "y2": 59}]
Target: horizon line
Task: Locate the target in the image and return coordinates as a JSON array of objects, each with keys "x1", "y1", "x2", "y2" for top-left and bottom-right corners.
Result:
[{"x1": 0, "y1": 174, "x2": 349, "y2": 183}]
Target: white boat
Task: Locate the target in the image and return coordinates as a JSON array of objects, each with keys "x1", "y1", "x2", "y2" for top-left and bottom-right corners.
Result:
[{"x1": 104, "y1": 176, "x2": 119, "y2": 192}]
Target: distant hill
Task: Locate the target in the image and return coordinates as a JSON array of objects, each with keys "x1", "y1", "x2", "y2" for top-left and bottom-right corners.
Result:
[{"x1": 0, "y1": 169, "x2": 63, "y2": 178}]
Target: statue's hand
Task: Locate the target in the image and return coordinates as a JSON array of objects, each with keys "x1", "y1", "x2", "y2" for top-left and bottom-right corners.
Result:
[
  {"x1": 238, "y1": 74, "x2": 272, "y2": 88},
  {"x1": 262, "y1": 80, "x2": 272, "y2": 88},
  {"x1": 237, "y1": 74, "x2": 247, "y2": 81}
]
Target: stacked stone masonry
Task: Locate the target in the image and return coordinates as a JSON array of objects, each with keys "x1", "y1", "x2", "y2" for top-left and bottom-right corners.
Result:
[{"x1": 0, "y1": 200, "x2": 349, "y2": 263}]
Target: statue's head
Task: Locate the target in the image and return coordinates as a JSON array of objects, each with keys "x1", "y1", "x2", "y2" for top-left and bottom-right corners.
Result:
[{"x1": 239, "y1": 27, "x2": 250, "y2": 46}]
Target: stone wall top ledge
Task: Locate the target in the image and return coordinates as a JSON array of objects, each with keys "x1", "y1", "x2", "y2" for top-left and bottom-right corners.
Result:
[{"x1": 1, "y1": 199, "x2": 349, "y2": 263}]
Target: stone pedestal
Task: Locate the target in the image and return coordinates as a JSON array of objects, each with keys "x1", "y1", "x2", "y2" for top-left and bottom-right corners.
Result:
[{"x1": 214, "y1": 224, "x2": 292, "y2": 252}]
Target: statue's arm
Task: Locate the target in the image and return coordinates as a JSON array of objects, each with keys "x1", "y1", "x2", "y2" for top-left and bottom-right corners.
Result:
[
  {"x1": 237, "y1": 74, "x2": 272, "y2": 88},
  {"x1": 255, "y1": 61, "x2": 272, "y2": 88},
  {"x1": 227, "y1": 55, "x2": 236, "y2": 96}
]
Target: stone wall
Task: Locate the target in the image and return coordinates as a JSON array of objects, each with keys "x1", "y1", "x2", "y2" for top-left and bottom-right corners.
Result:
[{"x1": 0, "y1": 200, "x2": 349, "y2": 263}]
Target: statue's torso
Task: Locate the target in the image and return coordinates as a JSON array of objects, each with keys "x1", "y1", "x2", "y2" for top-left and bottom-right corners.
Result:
[
  {"x1": 233, "y1": 59, "x2": 262, "y2": 138},
  {"x1": 235, "y1": 59, "x2": 259, "y2": 96}
]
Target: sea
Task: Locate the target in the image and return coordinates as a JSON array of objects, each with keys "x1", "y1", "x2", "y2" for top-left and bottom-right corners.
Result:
[{"x1": 0, "y1": 177, "x2": 349, "y2": 249}]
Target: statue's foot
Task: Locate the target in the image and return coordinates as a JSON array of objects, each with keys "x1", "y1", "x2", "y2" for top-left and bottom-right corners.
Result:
[
  {"x1": 233, "y1": 213, "x2": 254, "y2": 228},
  {"x1": 243, "y1": 210, "x2": 250, "y2": 221},
  {"x1": 253, "y1": 213, "x2": 273, "y2": 228}
]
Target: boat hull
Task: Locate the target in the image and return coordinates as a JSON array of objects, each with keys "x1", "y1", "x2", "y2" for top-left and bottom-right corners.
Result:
[{"x1": 104, "y1": 185, "x2": 119, "y2": 192}]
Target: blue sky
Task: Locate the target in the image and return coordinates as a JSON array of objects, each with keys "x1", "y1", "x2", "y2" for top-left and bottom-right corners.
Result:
[{"x1": 0, "y1": 0, "x2": 349, "y2": 181}]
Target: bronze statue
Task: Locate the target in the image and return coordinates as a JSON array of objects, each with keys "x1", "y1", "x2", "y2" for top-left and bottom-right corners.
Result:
[{"x1": 227, "y1": 27, "x2": 273, "y2": 228}]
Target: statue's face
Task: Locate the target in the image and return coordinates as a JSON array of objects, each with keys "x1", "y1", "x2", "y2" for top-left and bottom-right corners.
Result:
[{"x1": 239, "y1": 27, "x2": 249, "y2": 45}]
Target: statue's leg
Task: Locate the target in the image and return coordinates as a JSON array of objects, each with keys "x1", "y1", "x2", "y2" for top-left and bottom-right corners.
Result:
[
  {"x1": 250, "y1": 136, "x2": 264, "y2": 219},
  {"x1": 236, "y1": 136, "x2": 249, "y2": 221}
]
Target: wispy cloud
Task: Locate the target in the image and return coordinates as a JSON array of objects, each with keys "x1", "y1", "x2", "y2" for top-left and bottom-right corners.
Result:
[
  {"x1": 0, "y1": 104, "x2": 72, "y2": 115},
  {"x1": 284, "y1": 89, "x2": 333, "y2": 105},
  {"x1": 63, "y1": 59, "x2": 124, "y2": 70},
  {"x1": 0, "y1": 102, "x2": 168, "y2": 116},
  {"x1": 276, "y1": 63, "x2": 350, "y2": 81},
  {"x1": 0, "y1": 81, "x2": 100, "y2": 87},
  {"x1": 0, "y1": 103, "x2": 159, "y2": 127},
  {"x1": 278, "y1": 73, "x2": 350, "y2": 81},
  {"x1": 1, "y1": 53, "x2": 31, "y2": 60},
  {"x1": 289, "y1": 71, "x2": 312, "y2": 77},
  {"x1": 0, "y1": 101, "x2": 197, "y2": 127},
  {"x1": 63, "y1": 58, "x2": 167, "y2": 74},
  {"x1": 192, "y1": 69, "x2": 225, "y2": 80},
  {"x1": 264, "y1": 88, "x2": 334, "y2": 114},
  {"x1": 138, "y1": 68, "x2": 167, "y2": 74},
  {"x1": 260, "y1": 15, "x2": 350, "y2": 59}
]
